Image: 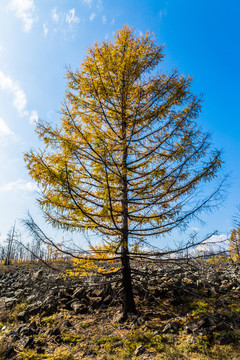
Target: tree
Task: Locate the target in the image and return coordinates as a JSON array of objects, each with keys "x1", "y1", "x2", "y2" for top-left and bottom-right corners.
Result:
[
  {"x1": 229, "y1": 227, "x2": 240, "y2": 262},
  {"x1": 4, "y1": 223, "x2": 17, "y2": 265},
  {"x1": 229, "y1": 208, "x2": 240, "y2": 262},
  {"x1": 24, "y1": 26, "x2": 222, "y2": 318}
]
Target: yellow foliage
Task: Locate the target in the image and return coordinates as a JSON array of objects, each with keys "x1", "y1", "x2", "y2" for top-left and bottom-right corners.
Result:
[
  {"x1": 67, "y1": 243, "x2": 120, "y2": 278},
  {"x1": 229, "y1": 227, "x2": 240, "y2": 262},
  {"x1": 207, "y1": 255, "x2": 230, "y2": 265},
  {"x1": 24, "y1": 25, "x2": 222, "y2": 258}
]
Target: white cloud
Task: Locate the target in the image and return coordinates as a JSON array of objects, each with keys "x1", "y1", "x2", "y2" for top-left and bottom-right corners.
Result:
[
  {"x1": 195, "y1": 234, "x2": 229, "y2": 254},
  {"x1": 66, "y1": 9, "x2": 80, "y2": 24},
  {"x1": 43, "y1": 23, "x2": 48, "y2": 36},
  {"x1": 0, "y1": 71, "x2": 37, "y2": 124},
  {"x1": 29, "y1": 110, "x2": 38, "y2": 124},
  {"x1": 102, "y1": 15, "x2": 106, "y2": 24},
  {"x1": 0, "y1": 117, "x2": 14, "y2": 137},
  {"x1": 111, "y1": 18, "x2": 115, "y2": 25},
  {"x1": 0, "y1": 71, "x2": 27, "y2": 117},
  {"x1": 0, "y1": 179, "x2": 38, "y2": 193},
  {"x1": 13, "y1": 88, "x2": 27, "y2": 116},
  {"x1": 0, "y1": 117, "x2": 19, "y2": 147},
  {"x1": 52, "y1": 7, "x2": 60, "y2": 22},
  {"x1": 51, "y1": 8, "x2": 80, "y2": 38},
  {"x1": 89, "y1": 12, "x2": 96, "y2": 21},
  {"x1": 9, "y1": 0, "x2": 36, "y2": 32}
]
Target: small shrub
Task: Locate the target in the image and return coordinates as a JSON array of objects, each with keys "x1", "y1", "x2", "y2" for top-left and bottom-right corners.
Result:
[
  {"x1": 125, "y1": 330, "x2": 167, "y2": 354},
  {"x1": 17, "y1": 349, "x2": 42, "y2": 360},
  {"x1": 50, "y1": 346, "x2": 75, "y2": 360},
  {"x1": 96, "y1": 335, "x2": 121, "y2": 345},
  {"x1": 61, "y1": 333, "x2": 83, "y2": 345},
  {"x1": 189, "y1": 299, "x2": 212, "y2": 317},
  {"x1": 9, "y1": 301, "x2": 28, "y2": 323},
  {"x1": 41, "y1": 315, "x2": 56, "y2": 327}
]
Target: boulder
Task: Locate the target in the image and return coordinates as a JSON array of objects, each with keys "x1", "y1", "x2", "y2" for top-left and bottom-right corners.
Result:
[
  {"x1": 71, "y1": 301, "x2": 88, "y2": 314},
  {"x1": 162, "y1": 320, "x2": 180, "y2": 334},
  {"x1": 5, "y1": 297, "x2": 18, "y2": 308},
  {"x1": 32, "y1": 269, "x2": 44, "y2": 282}
]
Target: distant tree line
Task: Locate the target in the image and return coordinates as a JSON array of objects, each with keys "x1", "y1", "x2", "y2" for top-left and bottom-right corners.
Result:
[{"x1": 0, "y1": 223, "x2": 65, "y2": 265}]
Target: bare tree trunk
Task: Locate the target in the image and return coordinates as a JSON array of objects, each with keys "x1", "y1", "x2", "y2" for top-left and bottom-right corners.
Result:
[
  {"x1": 121, "y1": 111, "x2": 137, "y2": 318},
  {"x1": 121, "y1": 232, "x2": 137, "y2": 317},
  {"x1": 5, "y1": 223, "x2": 16, "y2": 266}
]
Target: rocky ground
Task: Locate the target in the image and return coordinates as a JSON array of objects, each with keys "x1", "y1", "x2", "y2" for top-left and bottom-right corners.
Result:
[{"x1": 0, "y1": 258, "x2": 240, "y2": 359}]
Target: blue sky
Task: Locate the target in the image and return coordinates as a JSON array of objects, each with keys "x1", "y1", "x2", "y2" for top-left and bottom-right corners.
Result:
[{"x1": 0, "y1": 0, "x2": 239, "y2": 247}]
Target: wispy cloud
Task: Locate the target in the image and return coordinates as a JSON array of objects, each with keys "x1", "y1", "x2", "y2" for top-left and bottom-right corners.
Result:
[
  {"x1": 96, "y1": 0, "x2": 103, "y2": 10},
  {"x1": 0, "y1": 71, "x2": 38, "y2": 124},
  {"x1": 82, "y1": 0, "x2": 93, "y2": 6},
  {"x1": 51, "y1": 7, "x2": 80, "y2": 38},
  {"x1": 0, "y1": 117, "x2": 20, "y2": 148},
  {"x1": 89, "y1": 12, "x2": 96, "y2": 21},
  {"x1": 9, "y1": 0, "x2": 37, "y2": 32},
  {"x1": 66, "y1": 9, "x2": 80, "y2": 24},
  {"x1": 43, "y1": 23, "x2": 48, "y2": 36},
  {"x1": 102, "y1": 15, "x2": 106, "y2": 24},
  {"x1": 0, "y1": 179, "x2": 38, "y2": 193},
  {"x1": 0, "y1": 71, "x2": 27, "y2": 117},
  {"x1": 29, "y1": 110, "x2": 38, "y2": 124},
  {"x1": 159, "y1": 9, "x2": 167, "y2": 19},
  {"x1": 52, "y1": 7, "x2": 60, "y2": 23},
  {"x1": 0, "y1": 117, "x2": 14, "y2": 137}
]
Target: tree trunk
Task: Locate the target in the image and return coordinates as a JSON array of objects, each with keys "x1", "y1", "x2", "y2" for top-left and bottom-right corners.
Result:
[
  {"x1": 121, "y1": 133, "x2": 137, "y2": 318},
  {"x1": 120, "y1": 64, "x2": 136, "y2": 318},
  {"x1": 121, "y1": 230, "x2": 137, "y2": 318}
]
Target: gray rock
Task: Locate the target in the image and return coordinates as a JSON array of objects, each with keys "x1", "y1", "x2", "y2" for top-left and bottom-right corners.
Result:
[
  {"x1": 162, "y1": 320, "x2": 180, "y2": 334},
  {"x1": 71, "y1": 301, "x2": 88, "y2": 314},
  {"x1": 32, "y1": 269, "x2": 43, "y2": 282},
  {"x1": 5, "y1": 297, "x2": 18, "y2": 308},
  {"x1": 185, "y1": 317, "x2": 211, "y2": 334},
  {"x1": 72, "y1": 287, "x2": 85, "y2": 299},
  {"x1": 26, "y1": 294, "x2": 37, "y2": 303},
  {"x1": 89, "y1": 296, "x2": 102, "y2": 309},
  {"x1": 17, "y1": 311, "x2": 29, "y2": 322},
  {"x1": 103, "y1": 294, "x2": 112, "y2": 305}
]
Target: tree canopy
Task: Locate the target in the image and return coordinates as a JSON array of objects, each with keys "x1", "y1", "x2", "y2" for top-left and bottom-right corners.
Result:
[{"x1": 25, "y1": 26, "x2": 222, "y2": 316}]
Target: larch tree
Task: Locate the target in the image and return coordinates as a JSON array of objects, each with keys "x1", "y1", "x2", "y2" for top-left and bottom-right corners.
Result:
[
  {"x1": 24, "y1": 26, "x2": 222, "y2": 317},
  {"x1": 229, "y1": 227, "x2": 240, "y2": 262}
]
